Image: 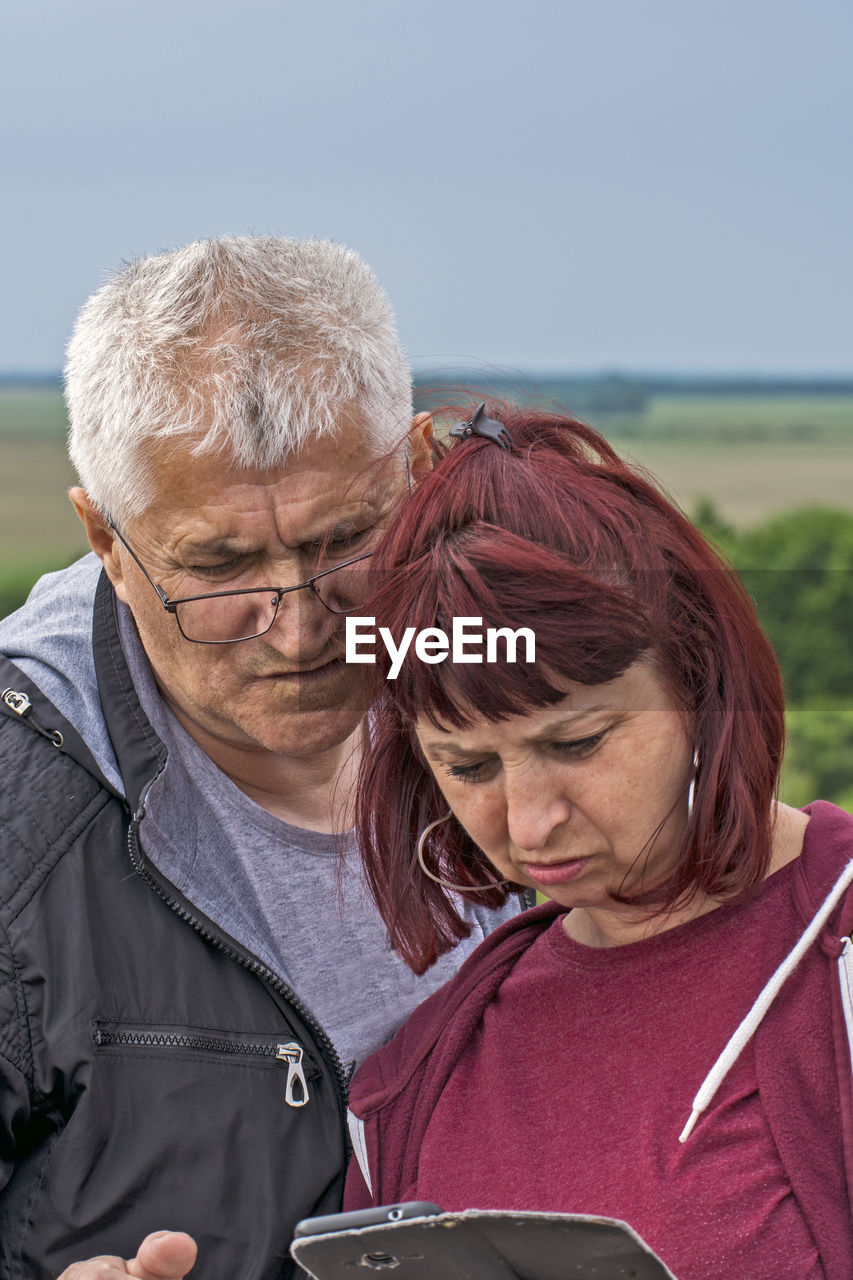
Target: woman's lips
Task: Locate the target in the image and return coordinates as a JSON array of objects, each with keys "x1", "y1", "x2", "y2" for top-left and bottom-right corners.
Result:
[{"x1": 521, "y1": 857, "x2": 589, "y2": 886}]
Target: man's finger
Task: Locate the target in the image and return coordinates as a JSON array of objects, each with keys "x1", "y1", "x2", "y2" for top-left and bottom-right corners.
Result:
[
  {"x1": 57, "y1": 1258, "x2": 129, "y2": 1280},
  {"x1": 126, "y1": 1232, "x2": 198, "y2": 1280}
]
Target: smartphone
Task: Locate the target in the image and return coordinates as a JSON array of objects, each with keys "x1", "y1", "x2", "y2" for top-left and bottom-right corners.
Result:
[
  {"x1": 291, "y1": 1207, "x2": 677, "y2": 1280},
  {"x1": 293, "y1": 1202, "x2": 443, "y2": 1238}
]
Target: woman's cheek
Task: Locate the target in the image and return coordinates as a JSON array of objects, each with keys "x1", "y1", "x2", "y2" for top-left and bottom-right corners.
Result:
[{"x1": 461, "y1": 794, "x2": 506, "y2": 855}]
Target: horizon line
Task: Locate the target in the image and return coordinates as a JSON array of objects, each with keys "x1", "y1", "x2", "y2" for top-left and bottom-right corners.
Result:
[{"x1": 2, "y1": 368, "x2": 853, "y2": 386}]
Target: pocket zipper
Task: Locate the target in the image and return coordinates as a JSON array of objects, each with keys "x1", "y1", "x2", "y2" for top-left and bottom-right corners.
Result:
[{"x1": 92, "y1": 1027, "x2": 310, "y2": 1108}]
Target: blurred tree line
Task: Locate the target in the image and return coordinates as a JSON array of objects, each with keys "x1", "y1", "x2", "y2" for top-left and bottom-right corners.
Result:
[{"x1": 692, "y1": 501, "x2": 853, "y2": 810}]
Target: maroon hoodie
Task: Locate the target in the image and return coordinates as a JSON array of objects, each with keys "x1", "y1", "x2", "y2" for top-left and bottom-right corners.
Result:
[{"x1": 346, "y1": 802, "x2": 853, "y2": 1280}]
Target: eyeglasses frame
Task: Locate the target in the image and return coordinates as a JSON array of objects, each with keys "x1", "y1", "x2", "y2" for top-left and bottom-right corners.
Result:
[{"x1": 107, "y1": 520, "x2": 374, "y2": 644}]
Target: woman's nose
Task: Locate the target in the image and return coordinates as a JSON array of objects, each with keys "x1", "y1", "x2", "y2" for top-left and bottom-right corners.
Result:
[{"x1": 504, "y1": 768, "x2": 572, "y2": 852}]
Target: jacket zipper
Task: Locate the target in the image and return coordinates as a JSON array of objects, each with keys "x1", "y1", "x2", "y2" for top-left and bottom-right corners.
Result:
[
  {"x1": 125, "y1": 817, "x2": 349, "y2": 1139},
  {"x1": 92, "y1": 1025, "x2": 310, "y2": 1108}
]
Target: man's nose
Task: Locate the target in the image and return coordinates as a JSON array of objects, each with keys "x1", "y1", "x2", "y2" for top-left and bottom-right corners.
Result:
[
  {"x1": 504, "y1": 766, "x2": 572, "y2": 852},
  {"x1": 265, "y1": 584, "x2": 340, "y2": 656}
]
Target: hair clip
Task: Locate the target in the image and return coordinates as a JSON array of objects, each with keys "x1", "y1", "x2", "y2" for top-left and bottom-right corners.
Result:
[{"x1": 449, "y1": 403, "x2": 512, "y2": 451}]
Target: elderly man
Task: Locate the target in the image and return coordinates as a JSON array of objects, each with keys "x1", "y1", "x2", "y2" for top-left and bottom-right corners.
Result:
[{"x1": 0, "y1": 236, "x2": 521, "y2": 1278}]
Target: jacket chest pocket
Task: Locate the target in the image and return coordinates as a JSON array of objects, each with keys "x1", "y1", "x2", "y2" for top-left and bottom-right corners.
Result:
[{"x1": 91, "y1": 1020, "x2": 316, "y2": 1107}]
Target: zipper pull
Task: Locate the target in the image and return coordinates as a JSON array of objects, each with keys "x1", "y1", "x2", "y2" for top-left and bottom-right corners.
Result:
[
  {"x1": 276, "y1": 1042, "x2": 309, "y2": 1107},
  {"x1": 2, "y1": 689, "x2": 31, "y2": 716},
  {"x1": 2, "y1": 688, "x2": 64, "y2": 747}
]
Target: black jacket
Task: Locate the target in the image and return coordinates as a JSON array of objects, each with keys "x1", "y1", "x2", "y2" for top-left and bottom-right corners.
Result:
[{"x1": 0, "y1": 574, "x2": 349, "y2": 1278}]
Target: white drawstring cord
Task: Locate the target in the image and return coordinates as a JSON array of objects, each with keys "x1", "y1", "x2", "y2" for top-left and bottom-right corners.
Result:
[{"x1": 679, "y1": 856, "x2": 853, "y2": 1144}]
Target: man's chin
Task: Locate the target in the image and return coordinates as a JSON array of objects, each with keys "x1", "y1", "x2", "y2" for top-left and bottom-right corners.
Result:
[
  {"x1": 230, "y1": 675, "x2": 369, "y2": 754},
  {"x1": 258, "y1": 657, "x2": 365, "y2": 714},
  {"x1": 163, "y1": 661, "x2": 369, "y2": 762},
  {"x1": 241, "y1": 704, "x2": 367, "y2": 759}
]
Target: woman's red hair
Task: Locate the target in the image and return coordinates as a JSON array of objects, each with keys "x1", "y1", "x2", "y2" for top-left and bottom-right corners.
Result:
[{"x1": 356, "y1": 405, "x2": 785, "y2": 973}]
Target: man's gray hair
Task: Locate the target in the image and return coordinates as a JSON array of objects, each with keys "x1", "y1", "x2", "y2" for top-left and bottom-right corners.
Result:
[{"x1": 65, "y1": 235, "x2": 413, "y2": 521}]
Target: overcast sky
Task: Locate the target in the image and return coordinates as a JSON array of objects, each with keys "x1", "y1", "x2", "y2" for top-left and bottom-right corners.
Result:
[{"x1": 3, "y1": 0, "x2": 851, "y2": 375}]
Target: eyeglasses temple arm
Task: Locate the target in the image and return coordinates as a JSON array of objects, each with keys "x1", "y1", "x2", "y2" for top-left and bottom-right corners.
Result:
[{"x1": 106, "y1": 519, "x2": 174, "y2": 609}]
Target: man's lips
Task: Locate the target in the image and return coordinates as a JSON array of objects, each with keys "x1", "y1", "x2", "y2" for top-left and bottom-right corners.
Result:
[
  {"x1": 521, "y1": 857, "x2": 590, "y2": 886},
  {"x1": 258, "y1": 655, "x2": 346, "y2": 681}
]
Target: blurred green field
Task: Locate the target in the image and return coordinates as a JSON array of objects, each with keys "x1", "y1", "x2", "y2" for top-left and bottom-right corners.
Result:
[
  {"x1": 0, "y1": 387, "x2": 70, "y2": 439},
  {"x1": 613, "y1": 437, "x2": 853, "y2": 527},
  {"x1": 0, "y1": 437, "x2": 87, "y2": 575},
  {"x1": 2, "y1": 385, "x2": 853, "y2": 577},
  {"x1": 609, "y1": 393, "x2": 853, "y2": 441}
]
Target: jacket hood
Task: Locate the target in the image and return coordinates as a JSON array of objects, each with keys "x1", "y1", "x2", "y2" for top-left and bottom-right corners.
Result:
[{"x1": 0, "y1": 555, "x2": 124, "y2": 792}]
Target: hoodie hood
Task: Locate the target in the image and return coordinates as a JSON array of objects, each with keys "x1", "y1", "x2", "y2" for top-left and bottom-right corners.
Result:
[
  {"x1": 0, "y1": 555, "x2": 123, "y2": 792},
  {"x1": 348, "y1": 804, "x2": 853, "y2": 1210}
]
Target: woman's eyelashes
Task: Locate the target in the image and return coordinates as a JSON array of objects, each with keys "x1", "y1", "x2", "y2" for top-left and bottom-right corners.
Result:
[
  {"x1": 444, "y1": 759, "x2": 493, "y2": 783},
  {"x1": 442, "y1": 731, "x2": 608, "y2": 784},
  {"x1": 550, "y1": 730, "x2": 606, "y2": 758}
]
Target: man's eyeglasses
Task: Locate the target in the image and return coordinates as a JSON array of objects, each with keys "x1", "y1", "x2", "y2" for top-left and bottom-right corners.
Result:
[{"x1": 108, "y1": 522, "x2": 373, "y2": 645}]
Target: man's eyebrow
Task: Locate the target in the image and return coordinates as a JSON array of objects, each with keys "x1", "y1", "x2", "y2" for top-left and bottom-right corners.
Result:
[
  {"x1": 305, "y1": 514, "x2": 371, "y2": 541},
  {"x1": 421, "y1": 705, "x2": 611, "y2": 757},
  {"x1": 178, "y1": 535, "x2": 253, "y2": 556},
  {"x1": 300, "y1": 498, "x2": 390, "y2": 546}
]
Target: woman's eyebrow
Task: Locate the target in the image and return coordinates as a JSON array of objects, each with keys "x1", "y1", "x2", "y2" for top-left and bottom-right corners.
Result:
[
  {"x1": 420, "y1": 740, "x2": 487, "y2": 760},
  {"x1": 420, "y1": 706, "x2": 612, "y2": 757},
  {"x1": 527, "y1": 706, "x2": 610, "y2": 740}
]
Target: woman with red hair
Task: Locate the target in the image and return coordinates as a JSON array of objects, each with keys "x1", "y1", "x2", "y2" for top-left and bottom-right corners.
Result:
[{"x1": 346, "y1": 404, "x2": 853, "y2": 1280}]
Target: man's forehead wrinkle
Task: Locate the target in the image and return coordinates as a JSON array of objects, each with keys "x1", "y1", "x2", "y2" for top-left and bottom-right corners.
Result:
[
  {"x1": 129, "y1": 400, "x2": 403, "y2": 566},
  {"x1": 141, "y1": 481, "x2": 389, "y2": 564},
  {"x1": 164, "y1": 493, "x2": 373, "y2": 547}
]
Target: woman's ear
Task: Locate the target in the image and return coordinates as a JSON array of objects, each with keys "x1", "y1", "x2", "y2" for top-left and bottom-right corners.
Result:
[
  {"x1": 407, "y1": 413, "x2": 434, "y2": 484},
  {"x1": 68, "y1": 487, "x2": 127, "y2": 595}
]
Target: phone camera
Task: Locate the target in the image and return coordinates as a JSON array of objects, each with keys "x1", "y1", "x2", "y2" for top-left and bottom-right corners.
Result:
[{"x1": 359, "y1": 1252, "x2": 400, "y2": 1270}]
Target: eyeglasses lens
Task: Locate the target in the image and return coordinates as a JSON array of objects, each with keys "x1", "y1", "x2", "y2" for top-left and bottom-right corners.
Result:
[
  {"x1": 312, "y1": 560, "x2": 372, "y2": 615},
  {"x1": 175, "y1": 592, "x2": 281, "y2": 643},
  {"x1": 172, "y1": 558, "x2": 373, "y2": 642}
]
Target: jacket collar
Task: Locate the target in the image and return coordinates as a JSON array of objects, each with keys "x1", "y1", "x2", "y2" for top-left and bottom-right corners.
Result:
[{"x1": 92, "y1": 569, "x2": 168, "y2": 815}]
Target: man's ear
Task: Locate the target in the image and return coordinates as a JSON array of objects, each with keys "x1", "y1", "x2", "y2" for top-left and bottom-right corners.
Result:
[
  {"x1": 68, "y1": 487, "x2": 128, "y2": 599},
  {"x1": 407, "y1": 413, "x2": 434, "y2": 484}
]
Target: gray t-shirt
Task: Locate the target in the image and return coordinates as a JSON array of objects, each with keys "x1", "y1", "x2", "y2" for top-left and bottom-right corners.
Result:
[{"x1": 120, "y1": 607, "x2": 520, "y2": 1074}]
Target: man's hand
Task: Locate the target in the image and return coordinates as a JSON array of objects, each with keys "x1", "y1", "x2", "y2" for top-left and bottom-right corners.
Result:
[{"x1": 58, "y1": 1231, "x2": 198, "y2": 1280}]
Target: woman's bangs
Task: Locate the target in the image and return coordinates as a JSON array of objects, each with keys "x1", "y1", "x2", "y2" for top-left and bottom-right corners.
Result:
[{"x1": 369, "y1": 545, "x2": 654, "y2": 730}]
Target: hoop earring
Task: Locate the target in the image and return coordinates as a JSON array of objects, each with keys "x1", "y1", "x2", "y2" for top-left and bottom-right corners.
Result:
[
  {"x1": 416, "y1": 810, "x2": 510, "y2": 894},
  {"x1": 687, "y1": 749, "x2": 699, "y2": 820}
]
